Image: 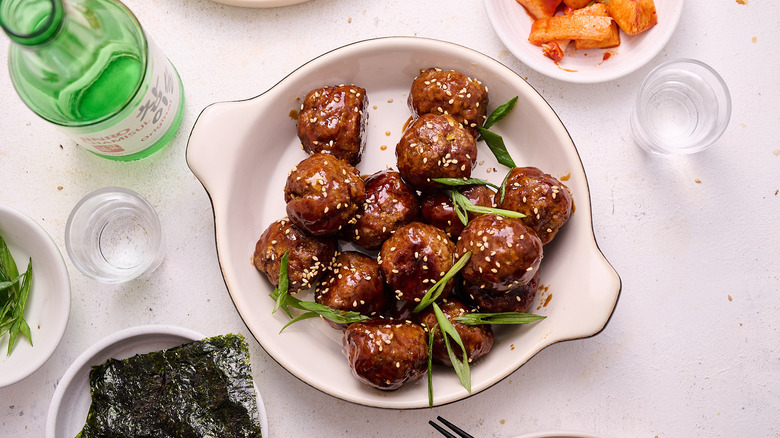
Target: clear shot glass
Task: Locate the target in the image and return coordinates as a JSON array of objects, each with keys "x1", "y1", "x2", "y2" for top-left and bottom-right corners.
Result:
[
  {"x1": 65, "y1": 187, "x2": 165, "y2": 283},
  {"x1": 630, "y1": 59, "x2": 731, "y2": 155}
]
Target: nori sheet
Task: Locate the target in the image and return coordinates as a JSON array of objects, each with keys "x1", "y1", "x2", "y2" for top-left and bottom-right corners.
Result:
[{"x1": 76, "y1": 333, "x2": 262, "y2": 438}]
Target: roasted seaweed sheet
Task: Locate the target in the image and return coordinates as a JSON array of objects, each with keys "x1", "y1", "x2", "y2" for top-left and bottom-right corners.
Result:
[{"x1": 76, "y1": 334, "x2": 262, "y2": 438}]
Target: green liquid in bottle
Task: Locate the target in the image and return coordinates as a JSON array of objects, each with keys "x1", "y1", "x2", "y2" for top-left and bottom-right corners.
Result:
[{"x1": 73, "y1": 52, "x2": 143, "y2": 121}]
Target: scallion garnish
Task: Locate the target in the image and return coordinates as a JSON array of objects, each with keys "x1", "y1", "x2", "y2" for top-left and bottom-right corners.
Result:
[
  {"x1": 432, "y1": 302, "x2": 471, "y2": 393},
  {"x1": 483, "y1": 96, "x2": 518, "y2": 130},
  {"x1": 269, "y1": 250, "x2": 370, "y2": 332},
  {"x1": 498, "y1": 169, "x2": 511, "y2": 204},
  {"x1": 413, "y1": 251, "x2": 472, "y2": 313},
  {"x1": 478, "y1": 96, "x2": 519, "y2": 169},
  {"x1": 427, "y1": 323, "x2": 438, "y2": 407},
  {"x1": 431, "y1": 177, "x2": 501, "y2": 192},
  {"x1": 272, "y1": 251, "x2": 291, "y2": 316},
  {"x1": 477, "y1": 127, "x2": 516, "y2": 169},
  {"x1": 0, "y1": 234, "x2": 33, "y2": 356},
  {"x1": 453, "y1": 312, "x2": 546, "y2": 325},
  {"x1": 450, "y1": 191, "x2": 526, "y2": 226}
]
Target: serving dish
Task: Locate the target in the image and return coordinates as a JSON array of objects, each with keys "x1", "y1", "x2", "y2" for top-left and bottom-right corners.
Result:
[
  {"x1": 45, "y1": 325, "x2": 269, "y2": 438},
  {"x1": 208, "y1": 0, "x2": 311, "y2": 8},
  {"x1": 186, "y1": 36, "x2": 621, "y2": 408},
  {"x1": 484, "y1": 0, "x2": 684, "y2": 83},
  {"x1": 0, "y1": 205, "x2": 70, "y2": 388}
]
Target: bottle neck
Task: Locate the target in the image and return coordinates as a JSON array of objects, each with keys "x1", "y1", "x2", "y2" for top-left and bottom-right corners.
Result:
[{"x1": 0, "y1": 0, "x2": 65, "y2": 46}]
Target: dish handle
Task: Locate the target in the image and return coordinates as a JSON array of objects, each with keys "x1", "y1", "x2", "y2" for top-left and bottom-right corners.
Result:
[{"x1": 186, "y1": 99, "x2": 265, "y2": 203}]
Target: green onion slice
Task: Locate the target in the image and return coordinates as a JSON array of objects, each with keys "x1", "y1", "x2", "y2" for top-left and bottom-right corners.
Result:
[
  {"x1": 433, "y1": 302, "x2": 471, "y2": 393},
  {"x1": 453, "y1": 312, "x2": 546, "y2": 325},
  {"x1": 431, "y1": 177, "x2": 501, "y2": 192},
  {"x1": 450, "y1": 191, "x2": 525, "y2": 226},
  {"x1": 413, "y1": 251, "x2": 471, "y2": 313}
]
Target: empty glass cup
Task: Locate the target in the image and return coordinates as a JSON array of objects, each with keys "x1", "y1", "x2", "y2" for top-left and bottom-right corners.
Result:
[
  {"x1": 65, "y1": 187, "x2": 165, "y2": 283},
  {"x1": 630, "y1": 59, "x2": 731, "y2": 155}
]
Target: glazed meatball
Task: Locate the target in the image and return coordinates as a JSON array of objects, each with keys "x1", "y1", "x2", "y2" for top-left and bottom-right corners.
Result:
[
  {"x1": 414, "y1": 298, "x2": 494, "y2": 367},
  {"x1": 379, "y1": 222, "x2": 456, "y2": 303},
  {"x1": 396, "y1": 113, "x2": 477, "y2": 193},
  {"x1": 498, "y1": 166, "x2": 573, "y2": 245},
  {"x1": 420, "y1": 184, "x2": 496, "y2": 239},
  {"x1": 344, "y1": 170, "x2": 419, "y2": 250},
  {"x1": 459, "y1": 271, "x2": 540, "y2": 313},
  {"x1": 408, "y1": 68, "x2": 489, "y2": 138},
  {"x1": 315, "y1": 252, "x2": 389, "y2": 327},
  {"x1": 296, "y1": 84, "x2": 368, "y2": 165},
  {"x1": 284, "y1": 153, "x2": 366, "y2": 236},
  {"x1": 455, "y1": 214, "x2": 543, "y2": 292},
  {"x1": 342, "y1": 320, "x2": 429, "y2": 390},
  {"x1": 253, "y1": 219, "x2": 336, "y2": 293}
]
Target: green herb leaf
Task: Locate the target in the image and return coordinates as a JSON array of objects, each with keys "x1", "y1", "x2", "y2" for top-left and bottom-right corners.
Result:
[
  {"x1": 498, "y1": 169, "x2": 511, "y2": 204},
  {"x1": 477, "y1": 127, "x2": 516, "y2": 169},
  {"x1": 432, "y1": 303, "x2": 471, "y2": 393},
  {"x1": 274, "y1": 295, "x2": 370, "y2": 331},
  {"x1": 279, "y1": 311, "x2": 319, "y2": 333},
  {"x1": 0, "y1": 280, "x2": 17, "y2": 322},
  {"x1": 17, "y1": 318, "x2": 31, "y2": 346},
  {"x1": 0, "y1": 236, "x2": 20, "y2": 284},
  {"x1": 14, "y1": 262, "x2": 32, "y2": 317},
  {"x1": 431, "y1": 177, "x2": 501, "y2": 192},
  {"x1": 0, "y1": 318, "x2": 13, "y2": 336},
  {"x1": 14, "y1": 261, "x2": 33, "y2": 345},
  {"x1": 427, "y1": 323, "x2": 437, "y2": 407},
  {"x1": 272, "y1": 252, "x2": 290, "y2": 315},
  {"x1": 268, "y1": 252, "x2": 370, "y2": 330},
  {"x1": 413, "y1": 251, "x2": 472, "y2": 313},
  {"x1": 450, "y1": 191, "x2": 525, "y2": 225},
  {"x1": 451, "y1": 192, "x2": 470, "y2": 226},
  {"x1": 483, "y1": 96, "x2": 518, "y2": 130},
  {"x1": 7, "y1": 319, "x2": 20, "y2": 356},
  {"x1": 0, "y1": 234, "x2": 33, "y2": 356},
  {"x1": 477, "y1": 96, "x2": 519, "y2": 169},
  {"x1": 453, "y1": 312, "x2": 546, "y2": 325},
  {"x1": 294, "y1": 300, "x2": 370, "y2": 325}
]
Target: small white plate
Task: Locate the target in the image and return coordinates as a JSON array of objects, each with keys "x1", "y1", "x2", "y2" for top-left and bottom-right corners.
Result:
[
  {"x1": 209, "y1": 0, "x2": 311, "y2": 8},
  {"x1": 0, "y1": 205, "x2": 70, "y2": 388},
  {"x1": 484, "y1": 0, "x2": 684, "y2": 83},
  {"x1": 187, "y1": 36, "x2": 621, "y2": 408},
  {"x1": 45, "y1": 325, "x2": 269, "y2": 438}
]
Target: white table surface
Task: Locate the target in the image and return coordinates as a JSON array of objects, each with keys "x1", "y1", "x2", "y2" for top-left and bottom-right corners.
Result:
[{"x1": 1, "y1": 0, "x2": 778, "y2": 436}]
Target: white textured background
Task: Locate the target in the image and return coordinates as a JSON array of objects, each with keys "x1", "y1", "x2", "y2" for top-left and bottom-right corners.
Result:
[{"x1": 1, "y1": 0, "x2": 778, "y2": 437}]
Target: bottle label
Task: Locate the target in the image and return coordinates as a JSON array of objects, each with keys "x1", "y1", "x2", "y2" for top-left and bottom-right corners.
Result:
[{"x1": 62, "y1": 38, "x2": 183, "y2": 157}]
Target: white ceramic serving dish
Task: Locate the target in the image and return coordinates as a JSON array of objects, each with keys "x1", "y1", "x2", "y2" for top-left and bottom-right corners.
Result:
[
  {"x1": 186, "y1": 36, "x2": 621, "y2": 408},
  {"x1": 484, "y1": 0, "x2": 684, "y2": 83},
  {"x1": 209, "y1": 0, "x2": 310, "y2": 8},
  {"x1": 45, "y1": 325, "x2": 268, "y2": 438},
  {"x1": 0, "y1": 205, "x2": 70, "y2": 388}
]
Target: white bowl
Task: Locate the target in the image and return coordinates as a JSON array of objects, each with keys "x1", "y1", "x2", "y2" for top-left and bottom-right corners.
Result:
[
  {"x1": 0, "y1": 205, "x2": 70, "y2": 388},
  {"x1": 186, "y1": 36, "x2": 621, "y2": 408},
  {"x1": 484, "y1": 0, "x2": 684, "y2": 83},
  {"x1": 46, "y1": 325, "x2": 269, "y2": 438}
]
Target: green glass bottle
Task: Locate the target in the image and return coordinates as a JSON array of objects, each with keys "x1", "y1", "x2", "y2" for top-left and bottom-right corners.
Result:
[{"x1": 0, "y1": 0, "x2": 184, "y2": 161}]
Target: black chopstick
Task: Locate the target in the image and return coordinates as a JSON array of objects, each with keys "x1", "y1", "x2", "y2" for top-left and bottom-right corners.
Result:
[{"x1": 428, "y1": 416, "x2": 475, "y2": 438}]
